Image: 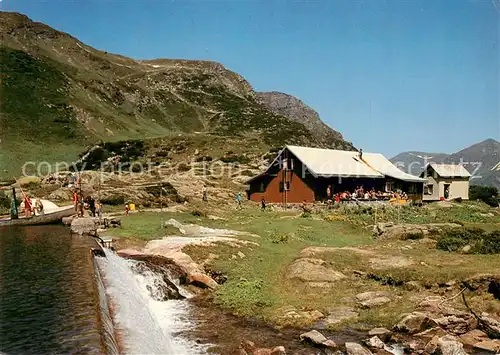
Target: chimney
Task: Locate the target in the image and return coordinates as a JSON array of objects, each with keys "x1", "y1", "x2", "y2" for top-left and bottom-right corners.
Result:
[{"x1": 359, "y1": 149, "x2": 363, "y2": 160}]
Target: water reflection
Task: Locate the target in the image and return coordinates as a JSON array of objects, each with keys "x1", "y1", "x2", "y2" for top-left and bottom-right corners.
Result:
[{"x1": 0, "y1": 225, "x2": 102, "y2": 354}]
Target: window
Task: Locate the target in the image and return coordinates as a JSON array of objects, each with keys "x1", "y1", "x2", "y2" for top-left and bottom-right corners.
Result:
[
  {"x1": 424, "y1": 184, "x2": 434, "y2": 195},
  {"x1": 409, "y1": 184, "x2": 417, "y2": 194},
  {"x1": 385, "y1": 182, "x2": 393, "y2": 192}
]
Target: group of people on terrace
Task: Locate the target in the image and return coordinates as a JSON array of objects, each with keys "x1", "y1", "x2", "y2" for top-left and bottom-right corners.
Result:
[{"x1": 326, "y1": 185, "x2": 408, "y2": 203}]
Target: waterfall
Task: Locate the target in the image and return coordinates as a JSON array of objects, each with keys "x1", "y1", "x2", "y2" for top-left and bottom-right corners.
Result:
[{"x1": 95, "y1": 250, "x2": 208, "y2": 355}]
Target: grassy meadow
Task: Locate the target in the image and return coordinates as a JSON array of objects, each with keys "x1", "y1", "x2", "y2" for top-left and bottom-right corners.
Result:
[{"x1": 105, "y1": 201, "x2": 500, "y2": 329}]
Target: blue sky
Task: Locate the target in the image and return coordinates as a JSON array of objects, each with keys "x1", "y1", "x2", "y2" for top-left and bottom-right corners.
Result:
[{"x1": 2, "y1": 0, "x2": 499, "y2": 157}]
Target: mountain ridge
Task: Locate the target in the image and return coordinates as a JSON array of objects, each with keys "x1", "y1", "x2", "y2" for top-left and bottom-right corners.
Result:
[
  {"x1": 390, "y1": 139, "x2": 500, "y2": 189},
  {"x1": 0, "y1": 11, "x2": 354, "y2": 179}
]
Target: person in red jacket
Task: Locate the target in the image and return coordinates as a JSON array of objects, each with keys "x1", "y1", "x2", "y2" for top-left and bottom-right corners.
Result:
[
  {"x1": 72, "y1": 190, "x2": 79, "y2": 214},
  {"x1": 24, "y1": 195, "x2": 32, "y2": 217}
]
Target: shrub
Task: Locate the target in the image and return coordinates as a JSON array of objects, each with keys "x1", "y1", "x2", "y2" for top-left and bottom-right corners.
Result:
[
  {"x1": 469, "y1": 185, "x2": 499, "y2": 207},
  {"x1": 0, "y1": 191, "x2": 10, "y2": 214},
  {"x1": 194, "y1": 156, "x2": 213, "y2": 162},
  {"x1": 178, "y1": 163, "x2": 191, "y2": 172},
  {"x1": 436, "y1": 227, "x2": 500, "y2": 254},
  {"x1": 101, "y1": 195, "x2": 125, "y2": 205}
]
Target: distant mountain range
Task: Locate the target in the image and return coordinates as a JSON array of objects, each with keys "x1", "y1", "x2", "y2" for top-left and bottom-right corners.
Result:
[{"x1": 390, "y1": 139, "x2": 500, "y2": 189}]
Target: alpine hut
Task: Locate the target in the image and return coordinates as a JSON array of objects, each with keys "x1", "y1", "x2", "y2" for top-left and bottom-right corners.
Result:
[
  {"x1": 247, "y1": 145, "x2": 425, "y2": 204},
  {"x1": 420, "y1": 163, "x2": 471, "y2": 201}
]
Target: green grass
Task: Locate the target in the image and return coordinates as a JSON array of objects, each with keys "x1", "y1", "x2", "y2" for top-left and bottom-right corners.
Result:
[{"x1": 105, "y1": 203, "x2": 500, "y2": 330}]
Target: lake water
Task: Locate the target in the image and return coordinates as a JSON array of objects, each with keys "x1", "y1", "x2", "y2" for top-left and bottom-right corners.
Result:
[{"x1": 0, "y1": 225, "x2": 103, "y2": 354}]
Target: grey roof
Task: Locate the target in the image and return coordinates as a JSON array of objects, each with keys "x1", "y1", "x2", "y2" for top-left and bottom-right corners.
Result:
[
  {"x1": 362, "y1": 153, "x2": 426, "y2": 183},
  {"x1": 286, "y1": 145, "x2": 383, "y2": 178},
  {"x1": 424, "y1": 163, "x2": 471, "y2": 178},
  {"x1": 248, "y1": 145, "x2": 424, "y2": 182}
]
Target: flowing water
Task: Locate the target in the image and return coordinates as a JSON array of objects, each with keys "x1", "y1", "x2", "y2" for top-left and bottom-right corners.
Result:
[
  {"x1": 96, "y1": 250, "x2": 207, "y2": 354},
  {"x1": 0, "y1": 225, "x2": 103, "y2": 354}
]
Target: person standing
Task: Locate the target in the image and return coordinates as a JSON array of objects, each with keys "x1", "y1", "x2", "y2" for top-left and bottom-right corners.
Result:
[
  {"x1": 35, "y1": 198, "x2": 44, "y2": 216},
  {"x1": 202, "y1": 185, "x2": 208, "y2": 202},
  {"x1": 89, "y1": 196, "x2": 96, "y2": 217},
  {"x1": 261, "y1": 198, "x2": 266, "y2": 211},
  {"x1": 96, "y1": 202, "x2": 103, "y2": 219},
  {"x1": 72, "y1": 190, "x2": 79, "y2": 214},
  {"x1": 125, "y1": 203, "x2": 130, "y2": 216},
  {"x1": 23, "y1": 195, "x2": 32, "y2": 218},
  {"x1": 326, "y1": 185, "x2": 332, "y2": 200}
]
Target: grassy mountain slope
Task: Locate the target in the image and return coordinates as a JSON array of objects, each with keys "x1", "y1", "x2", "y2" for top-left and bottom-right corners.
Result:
[{"x1": 0, "y1": 12, "x2": 354, "y2": 180}]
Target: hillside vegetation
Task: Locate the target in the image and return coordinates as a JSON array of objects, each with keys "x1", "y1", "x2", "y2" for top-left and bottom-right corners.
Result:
[{"x1": 0, "y1": 12, "x2": 354, "y2": 180}]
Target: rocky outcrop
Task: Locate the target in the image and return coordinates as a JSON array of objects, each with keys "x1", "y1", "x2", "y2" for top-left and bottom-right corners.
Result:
[
  {"x1": 395, "y1": 312, "x2": 439, "y2": 334},
  {"x1": 285, "y1": 258, "x2": 346, "y2": 284},
  {"x1": 256, "y1": 91, "x2": 354, "y2": 150},
  {"x1": 324, "y1": 308, "x2": 359, "y2": 326},
  {"x1": 118, "y1": 249, "x2": 218, "y2": 289},
  {"x1": 372, "y1": 222, "x2": 462, "y2": 240},
  {"x1": 355, "y1": 291, "x2": 393, "y2": 308},
  {"x1": 70, "y1": 217, "x2": 98, "y2": 236}
]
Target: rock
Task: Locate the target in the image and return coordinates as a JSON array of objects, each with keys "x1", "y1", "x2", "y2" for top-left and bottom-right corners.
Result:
[
  {"x1": 189, "y1": 272, "x2": 218, "y2": 289},
  {"x1": 241, "y1": 340, "x2": 286, "y2": 355},
  {"x1": 433, "y1": 314, "x2": 476, "y2": 335},
  {"x1": 368, "y1": 328, "x2": 392, "y2": 342},
  {"x1": 355, "y1": 291, "x2": 392, "y2": 308},
  {"x1": 437, "y1": 335, "x2": 467, "y2": 355},
  {"x1": 395, "y1": 312, "x2": 439, "y2": 334},
  {"x1": 286, "y1": 258, "x2": 346, "y2": 283},
  {"x1": 345, "y1": 342, "x2": 373, "y2": 355},
  {"x1": 324, "y1": 308, "x2": 359, "y2": 326},
  {"x1": 300, "y1": 330, "x2": 337, "y2": 349},
  {"x1": 480, "y1": 313, "x2": 500, "y2": 338},
  {"x1": 414, "y1": 327, "x2": 447, "y2": 340},
  {"x1": 363, "y1": 336, "x2": 385, "y2": 349},
  {"x1": 373, "y1": 222, "x2": 462, "y2": 240},
  {"x1": 459, "y1": 329, "x2": 488, "y2": 347},
  {"x1": 238, "y1": 251, "x2": 246, "y2": 259},
  {"x1": 48, "y1": 188, "x2": 72, "y2": 201},
  {"x1": 461, "y1": 245, "x2": 471, "y2": 253},
  {"x1": 404, "y1": 281, "x2": 422, "y2": 291},
  {"x1": 70, "y1": 217, "x2": 98, "y2": 236},
  {"x1": 473, "y1": 340, "x2": 500, "y2": 353}
]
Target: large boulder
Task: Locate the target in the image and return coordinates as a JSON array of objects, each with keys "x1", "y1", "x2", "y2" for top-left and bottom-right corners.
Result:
[
  {"x1": 286, "y1": 258, "x2": 346, "y2": 283},
  {"x1": 373, "y1": 222, "x2": 462, "y2": 240},
  {"x1": 395, "y1": 312, "x2": 439, "y2": 334},
  {"x1": 70, "y1": 217, "x2": 98, "y2": 236}
]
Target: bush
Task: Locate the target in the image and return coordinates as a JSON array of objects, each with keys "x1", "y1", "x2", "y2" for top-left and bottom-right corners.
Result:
[
  {"x1": 469, "y1": 185, "x2": 499, "y2": 207},
  {"x1": 436, "y1": 227, "x2": 500, "y2": 254},
  {"x1": 101, "y1": 195, "x2": 125, "y2": 205},
  {"x1": 0, "y1": 191, "x2": 10, "y2": 214}
]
